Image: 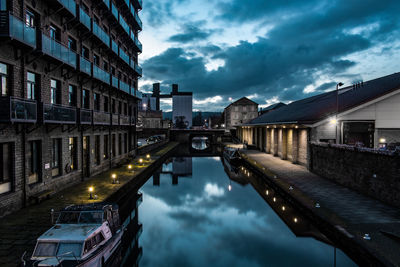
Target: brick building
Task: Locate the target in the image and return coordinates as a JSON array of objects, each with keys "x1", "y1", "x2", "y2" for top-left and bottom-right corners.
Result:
[
  {"x1": 224, "y1": 97, "x2": 258, "y2": 130},
  {"x1": 237, "y1": 73, "x2": 400, "y2": 167},
  {"x1": 0, "y1": 0, "x2": 143, "y2": 217}
]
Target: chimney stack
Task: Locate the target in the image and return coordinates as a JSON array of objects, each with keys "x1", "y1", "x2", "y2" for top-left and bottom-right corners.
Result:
[
  {"x1": 153, "y1": 83, "x2": 160, "y2": 111},
  {"x1": 172, "y1": 84, "x2": 179, "y2": 94}
]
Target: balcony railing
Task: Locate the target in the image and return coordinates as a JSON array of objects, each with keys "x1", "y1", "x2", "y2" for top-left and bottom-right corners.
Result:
[
  {"x1": 43, "y1": 103, "x2": 77, "y2": 124},
  {"x1": 59, "y1": 0, "x2": 76, "y2": 16},
  {"x1": 80, "y1": 108, "x2": 92, "y2": 124},
  {"x1": 119, "y1": 48, "x2": 130, "y2": 65},
  {"x1": 119, "y1": 15, "x2": 130, "y2": 35},
  {"x1": 134, "y1": 63, "x2": 142, "y2": 76},
  {"x1": 79, "y1": 56, "x2": 91, "y2": 75},
  {"x1": 120, "y1": 81, "x2": 130, "y2": 94},
  {"x1": 120, "y1": 114, "x2": 130, "y2": 126},
  {"x1": 112, "y1": 76, "x2": 119, "y2": 89},
  {"x1": 111, "y1": 2, "x2": 119, "y2": 20},
  {"x1": 136, "y1": 90, "x2": 143, "y2": 99},
  {"x1": 93, "y1": 65, "x2": 110, "y2": 84},
  {"x1": 0, "y1": 97, "x2": 37, "y2": 123},
  {"x1": 135, "y1": 37, "x2": 142, "y2": 52},
  {"x1": 93, "y1": 110, "x2": 110, "y2": 125},
  {"x1": 112, "y1": 114, "x2": 119, "y2": 125},
  {"x1": 111, "y1": 39, "x2": 118, "y2": 55},
  {"x1": 0, "y1": 12, "x2": 36, "y2": 48},
  {"x1": 134, "y1": 11, "x2": 142, "y2": 30},
  {"x1": 93, "y1": 21, "x2": 110, "y2": 47},
  {"x1": 102, "y1": 0, "x2": 110, "y2": 9},
  {"x1": 79, "y1": 7, "x2": 91, "y2": 30},
  {"x1": 41, "y1": 34, "x2": 77, "y2": 68}
]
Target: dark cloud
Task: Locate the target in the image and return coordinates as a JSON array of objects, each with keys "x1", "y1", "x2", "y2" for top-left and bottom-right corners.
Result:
[
  {"x1": 168, "y1": 22, "x2": 218, "y2": 43},
  {"x1": 142, "y1": 0, "x2": 400, "y2": 111}
]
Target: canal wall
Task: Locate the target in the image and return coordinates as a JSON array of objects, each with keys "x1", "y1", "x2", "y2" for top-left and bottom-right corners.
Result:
[
  {"x1": 310, "y1": 143, "x2": 400, "y2": 208},
  {"x1": 137, "y1": 139, "x2": 169, "y2": 156}
]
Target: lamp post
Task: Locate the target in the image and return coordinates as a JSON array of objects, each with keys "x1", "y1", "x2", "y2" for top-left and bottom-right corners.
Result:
[
  {"x1": 335, "y1": 82, "x2": 344, "y2": 144},
  {"x1": 88, "y1": 186, "x2": 94, "y2": 199}
]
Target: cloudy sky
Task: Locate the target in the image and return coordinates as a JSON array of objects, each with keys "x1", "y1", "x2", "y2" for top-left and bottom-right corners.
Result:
[{"x1": 138, "y1": 0, "x2": 400, "y2": 111}]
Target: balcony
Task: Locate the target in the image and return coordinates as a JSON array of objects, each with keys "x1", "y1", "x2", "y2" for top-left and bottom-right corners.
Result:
[
  {"x1": 79, "y1": 7, "x2": 91, "y2": 31},
  {"x1": 135, "y1": 90, "x2": 143, "y2": 99},
  {"x1": 41, "y1": 34, "x2": 77, "y2": 68},
  {"x1": 0, "y1": 12, "x2": 36, "y2": 49},
  {"x1": 119, "y1": 81, "x2": 130, "y2": 94},
  {"x1": 134, "y1": 63, "x2": 142, "y2": 76},
  {"x1": 119, "y1": 14, "x2": 130, "y2": 35},
  {"x1": 93, "y1": 110, "x2": 111, "y2": 125},
  {"x1": 0, "y1": 97, "x2": 37, "y2": 123},
  {"x1": 59, "y1": 0, "x2": 76, "y2": 16},
  {"x1": 133, "y1": 11, "x2": 142, "y2": 30},
  {"x1": 132, "y1": 0, "x2": 142, "y2": 10},
  {"x1": 93, "y1": 65, "x2": 110, "y2": 84},
  {"x1": 102, "y1": 0, "x2": 110, "y2": 9},
  {"x1": 79, "y1": 56, "x2": 91, "y2": 76},
  {"x1": 111, "y1": 39, "x2": 118, "y2": 55},
  {"x1": 93, "y1": 21, "x2": 110, "y2": 47},
  {"x1": 112, "y1": 76, "x2": 119, "y2": 89},
  {"x1": 43, "y1": 104, "x2": 77, "y2": 124},
  {"x1": 80, "y1": 108, "x2": 92, "y2": 125},
  {"x1": 134, "y1": 37, "x2": 142, "y2": 52},
  {"x1": 120, "y1": 114, "x2": 130, "y2": 126},
  {"x1": 112, "y1": 114, "x2": 119, "y2": 126},
  {"x1": 111, "y1": 2, "x2": 119, "y2": 20},
  {"x1": 119, "y1": 48, "x2": 130, "y2": 65}
]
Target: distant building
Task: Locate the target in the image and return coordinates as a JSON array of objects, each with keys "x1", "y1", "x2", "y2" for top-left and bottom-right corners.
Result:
[
  {"x1": 224, "y1": 97, "x2": 258, "y2": 130},
  {"x1": 172, "y1": 84, "x2": 193, "y2": 129},
  {"x1": 138, "y1": 110, "x2": 163, "y2": 129},
  {"x1": 237, "y1": 73, "x2": 400, "y2": 167},
  {"x1": 140, "y1": 93, "x2": 157, "y2": 111}
]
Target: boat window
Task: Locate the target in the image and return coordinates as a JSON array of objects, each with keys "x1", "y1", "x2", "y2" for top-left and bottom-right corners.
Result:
[
  {"x1": 84, "y1": 233, "x2": 105, "y2": 254},
  {"x1": 57, "y1": 212, "x2": 79, "y2": 223},
  {"x1": 79, "y1": 211, "x2": 103, "y2": 224},
  {"x1": 57, "y1": 242, "x2": 83, "y2": 258},
  {"x1": 33, "y1": 242, "x2": 58, "y2": 257}
]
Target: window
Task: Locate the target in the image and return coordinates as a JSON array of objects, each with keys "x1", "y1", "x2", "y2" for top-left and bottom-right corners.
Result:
[
  {"x1": 68, "y1": 37, "x2": 77, "y2": 52},
  {"x1": 124, "y1": 103, "x2": 127, "y2": 115},
  {"x1": 93, "y1": 54, "x2": 99, "y2": 66},
  {"x1": 0, "y1": 0, "x2": 7, "y2": 11},
  {"x1": 112, "y1": 99, "x2": 115, "y2": 113},
  {"x1": 104, "y1": 96, "x2": 109, "y2": 112},
  {"x1": 0, "y1": 143, "x2": 12, "y2": 194},
  {"x1": 124, "y1": 133, "x2": 128, "y2": 154},
  {"x1": 82, "y1": 89, "x2": 90, "y2": 109},
  {"x1": 243, "y1": 106, "x2": 247, "y2": 112},
  {"x1": 68, "y1": 85, "x2": 76, "y2": 106},
  {"x1": 103, "y1": 135, "x2": 109, "y2": 159},
  {"x1": 50, "y1": 25, "x2": 60, "y2": 41},
  {"x1": 28, "y1": 140, "x2": 41, "y2": 184},
  {"x1": 82, "y1": 46, "x2": 89, "y2": 59},
  {"x1": 95, "y1": 135, "x2": 100, "y2": 165},
  {"x1": 25, "y1": 10, "x2": 35, "y2": 27},
  {"x1": 50, "y1": 79, "x2": 60, "y2": 104},
  {"x1": 52, "y1": 139, "x2": 62, "y2": 177},
  {"x1": 27, "y1": 72, "x2": 36, "y2": 100},
  {"x1": 118, "y1": 133, "x2": 122, "y2": 155},
  {"x1": 94, "y1": 93, "x2": 100, "y2": 111},
  {"x1": 103, "y1": 61, "x2": 108, "y2": 72},
  {"x1": 111, "y1": 66, "x2": 115, "y2": 76},
  {"x1": 82, "y1": 3, "x2": 89, "y2": 13},
  {"x1": 0, "y1": 63, "x2": 8, "y2": 96},
  {"x1": 118, "y1": 101, "x2": 122, "y2": 114},
  {"x1": 68, "y1": 137, "x2": 77, "y2": 171},
  {"x1": 93, "y1": 15, "x2": 99, "y2": 24},
  {"x1": 112, "y1": 134, "x2": 116, "y2": 157}
]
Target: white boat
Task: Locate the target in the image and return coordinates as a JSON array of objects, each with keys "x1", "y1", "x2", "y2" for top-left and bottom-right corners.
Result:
[{"x1": 23, "y1": 203, "x2": 123, "y2": 267}]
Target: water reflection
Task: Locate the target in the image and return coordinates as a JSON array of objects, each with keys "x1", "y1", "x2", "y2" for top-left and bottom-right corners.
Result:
[
  {"x1": 191, "y1": 136, "x2": 210, "y2": 150},
  {"x1": 137, "y1": 157, "x2": 357, "y2": 267}
]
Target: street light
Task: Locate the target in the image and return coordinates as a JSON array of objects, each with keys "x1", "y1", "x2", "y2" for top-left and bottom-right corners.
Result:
[
  {"x1": 111, "y1": 173, "x2": 117, "y2": 184},
  {"x1": 88, "y1": 186, "x2": 94, "y2": 199},
  {"x1": 335, "y1": 82, "x2": 344, "y2": 144}
]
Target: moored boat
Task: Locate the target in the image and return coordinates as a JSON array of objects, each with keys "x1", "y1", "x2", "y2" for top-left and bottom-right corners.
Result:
[
  {"x1": 22, "y1": 203, "x2": 123, "y2": 267},
  {"x1": 223, "y1": 146, "x2": 242, "y2": 166}
]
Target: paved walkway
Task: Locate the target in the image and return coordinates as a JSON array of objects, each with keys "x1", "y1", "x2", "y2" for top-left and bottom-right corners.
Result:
[
  {"x1": 0, "y1": 142, "x2": 178, "y2": 266},
  {"x1": 241, "y1": 149, "x2": 400, "y2": 266}
]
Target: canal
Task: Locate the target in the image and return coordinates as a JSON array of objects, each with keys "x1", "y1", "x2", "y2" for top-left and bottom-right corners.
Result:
[{"x1": 119, "y1": 145, "x2": 357, "y2": 267}]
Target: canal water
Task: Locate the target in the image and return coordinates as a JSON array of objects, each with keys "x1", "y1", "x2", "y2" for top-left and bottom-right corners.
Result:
[{"x1": 134, "y1": 154, "x2": 357, "y2": 267}]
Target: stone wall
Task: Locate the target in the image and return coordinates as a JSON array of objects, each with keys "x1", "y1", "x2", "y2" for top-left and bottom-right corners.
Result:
[{"x1": 310, "y1": 143, "x2": 400, "y2": 207}]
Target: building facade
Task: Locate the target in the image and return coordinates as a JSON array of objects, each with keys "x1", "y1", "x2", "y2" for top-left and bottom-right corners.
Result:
[
  {"x1": 0, "y1": 0, "x2": 143, "y2": 216},
  {"x1": 172, "y1": 84, "x2": 192, "y2": 129},
  {"x1": 224, "y1": 97, "x2": 258, "y2": 130},
  {"x1": 237, "y1": 73, "x2": 400, "y2": 167}
]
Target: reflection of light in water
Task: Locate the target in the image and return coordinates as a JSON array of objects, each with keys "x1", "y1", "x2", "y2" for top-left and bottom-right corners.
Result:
[{"x1": 192, "y1": 136, "x2": 209, "y2": 150}]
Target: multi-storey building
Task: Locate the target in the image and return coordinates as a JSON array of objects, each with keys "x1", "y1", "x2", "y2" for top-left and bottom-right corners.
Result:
[
  {"x1": 0, "y1": 0, "x2": 143, "y2": 217},
  {"x1": 224, "y1": 97, "x2": 258, "y2": 130}
]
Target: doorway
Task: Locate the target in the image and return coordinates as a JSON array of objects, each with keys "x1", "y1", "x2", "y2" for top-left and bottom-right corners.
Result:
[{"x1": 83, "y1": 136, "x2": 90, "y2": 177}]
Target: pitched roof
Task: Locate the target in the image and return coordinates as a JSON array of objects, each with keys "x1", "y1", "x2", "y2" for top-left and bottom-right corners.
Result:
[
  {"x1": 247, "y1": 72, "x2": 400, "y2": 125},
  {"x1": 225, "y1": 97, "x2": 258, "y2": 110},
  {"x1": 261, "y1": 102, "x2": 286, "y2": 112}
]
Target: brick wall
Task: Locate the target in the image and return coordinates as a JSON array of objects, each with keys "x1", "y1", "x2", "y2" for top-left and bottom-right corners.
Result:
[{"x1": 310, "y1": 143, "x2": 400, "y2": 207}]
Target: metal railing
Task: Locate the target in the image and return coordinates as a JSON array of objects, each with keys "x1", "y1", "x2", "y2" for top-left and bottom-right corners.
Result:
[
  {"x1": 59, "y1": 0, "x2": 76, "y2": 16},
  {"x1": 135, "y1": 37, "x2": 142, "y2": 52},
  {"x1": 93, "y1": 65, "x2": 110, "y2": 84},
  {"x1": 93, "y1": 110, "x2": 111, "y2": 125},
  {"x1": 119, "y1": 48, "x2": 130, "y2": 65},
  {"x1": 79, "y1": 56, "x2": 91, "y2": 75},
  {"x1": 0, "y1": 96, "x2": 37, "y2": 123},
  {"x1": 93, "y1": 21, "x2": 110, "y2": 47},
  {"x1": 119, "y1": 14, "x2": 130, "y2": 35},
  {"x1": 102, "y1": 0, "x2": 110, "y2": 9},
  {"x1": 41, "y1": 34, "x2": 77, "y2": 68},
  {"x1": 134, "y1": 63, "x2": 142, "y2": 76},
  {"x1": 43, "y1": 103, "x2": 77, "y2": 124},
  {"x1": 112, "y1": 76, "x2": 119, "y2": 89},
  {"x1": 79, "y1": 7, "x2": 91, "y2": 30},
  {"x1": 119, "y1": 81, "x2": 130, "y2": 94},
  {"x1": 134, "y1": 11, "x2": 142, "y2": 30},
  {"x1": 80, "y1": 108, "x2": 92, "y2": 124},
  {"x1": 111, "y1": 2, "x2": 119, "y2": 20},
  {"x1": 111, "y1": 39, "x2": 118, "y2": 55},
  {"x1": 135, "y1": 90, "x2": 143, "y2": 99},
  {"x1": 0, "y1": 12, "x2": 36, "y2": 48}
]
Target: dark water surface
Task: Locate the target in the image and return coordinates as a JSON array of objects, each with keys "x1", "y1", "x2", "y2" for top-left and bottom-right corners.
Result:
[{"x1": 137, "y1": 156, "x2": 357, "y2": 267}]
